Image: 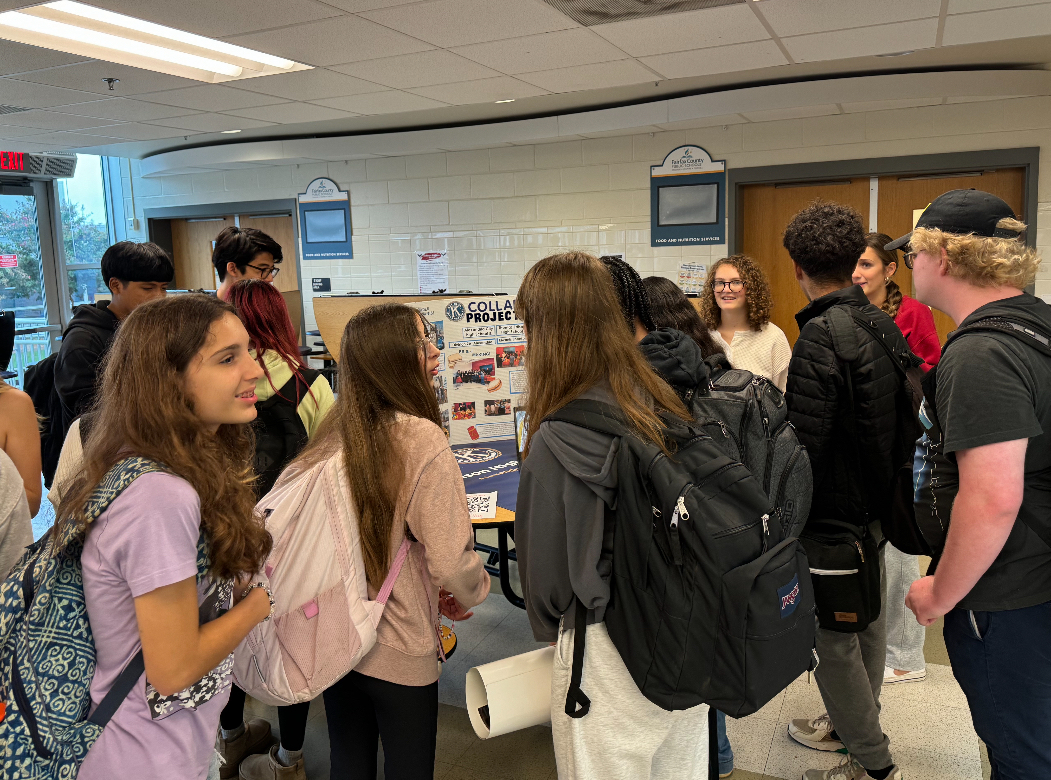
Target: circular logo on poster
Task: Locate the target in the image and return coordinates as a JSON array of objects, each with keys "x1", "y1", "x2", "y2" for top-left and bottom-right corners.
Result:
[
  {"x1": 445, "y1": 301, "x2": 466, "y2": 321},
  {"x1": 454, "y1": 448, "x2": 501, "y2": 464}
]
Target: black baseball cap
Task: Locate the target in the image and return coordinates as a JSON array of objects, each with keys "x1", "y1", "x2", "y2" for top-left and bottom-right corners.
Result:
[{"x1": 884, "y1": 189, "x2": 1020, "y2": 252}]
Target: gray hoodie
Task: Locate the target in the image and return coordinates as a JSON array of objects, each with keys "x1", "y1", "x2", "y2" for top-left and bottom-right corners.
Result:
[{"x1": 515, "y1": 384, "x2": 621, "y2": 642}]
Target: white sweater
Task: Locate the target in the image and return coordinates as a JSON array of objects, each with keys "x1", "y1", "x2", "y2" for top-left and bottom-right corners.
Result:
[{"x1": 710, "y1": 321, "x2": 792, "y2": 392}]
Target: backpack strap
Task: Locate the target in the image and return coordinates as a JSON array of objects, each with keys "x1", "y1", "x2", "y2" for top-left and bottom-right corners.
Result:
[
  {"x1": 543, "y1": 398, "x2": 630, "y2": 438},
  {"x1": 945, "y1": 316, "x2": 1051, "y2": 358},
  {"x1": 564, "y1": 597, "x2": 591, "y2": 719},
  {"x1": 824, "y1": 307, "x2": 869, "y2": 525}
]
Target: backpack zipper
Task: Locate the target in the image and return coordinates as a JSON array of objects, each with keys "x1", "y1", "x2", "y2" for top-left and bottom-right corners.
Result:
[
  {"x1": 774, "y1": 444, "x2": 804, "y2": 532},
  {"x1": 855, "y1": 541, "x2": 865, "y2": 563}
]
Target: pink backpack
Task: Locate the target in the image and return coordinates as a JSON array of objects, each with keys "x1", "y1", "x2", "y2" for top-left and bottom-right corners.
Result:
[{"x1": 232, "y1": 452, "x2": 410, "y2": 706}]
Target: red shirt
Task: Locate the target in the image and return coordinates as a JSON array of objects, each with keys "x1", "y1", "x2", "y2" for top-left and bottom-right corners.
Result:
[{"x1": 894, "y1": 293, "x2": 941, "y2": 370}]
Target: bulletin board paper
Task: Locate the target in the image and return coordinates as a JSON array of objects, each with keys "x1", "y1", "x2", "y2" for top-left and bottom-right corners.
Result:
[{"x1": 677, "y1": 262, "x2": 707, "y2": 295}]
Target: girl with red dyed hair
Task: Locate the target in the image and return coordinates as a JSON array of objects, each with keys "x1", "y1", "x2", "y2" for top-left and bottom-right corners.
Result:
[{"x1": 218, "y1": 279, "x2": 334, "y2": 780}]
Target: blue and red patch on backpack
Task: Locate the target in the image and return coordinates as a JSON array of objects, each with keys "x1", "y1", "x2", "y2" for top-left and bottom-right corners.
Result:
[{"x1": 778, "y1": 575, "x2": 801, "y2": 618}]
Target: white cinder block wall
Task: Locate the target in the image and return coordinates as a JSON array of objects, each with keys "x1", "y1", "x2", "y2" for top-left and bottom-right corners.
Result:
[{"x1": 119, "y1": 96, "x2": 1051, "y2": 331}]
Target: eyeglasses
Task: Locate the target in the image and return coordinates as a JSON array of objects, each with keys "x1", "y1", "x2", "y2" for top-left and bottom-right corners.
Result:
[
  {"x1": 902, "y1": 250, "x2": 917, "y2": 270},
  {"x1": 417, "y1": 316, "x2": 438, "y2": 348},
  {"x1": 245, "y1": 263, "x2": 280, "y2": 279},
  {"x1": 712, "y1": 279, "x2": 745, "y2": 292}
]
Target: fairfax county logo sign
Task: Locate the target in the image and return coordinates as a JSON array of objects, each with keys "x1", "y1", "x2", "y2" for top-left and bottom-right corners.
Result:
[
  {"x1": 454, "y1": 448, "x2": 501, "y2": 464},
  {"x1": 445, "y1": 301, "x2": 466, "y2": 321},
  {"x1": 650, "y1": 145, "x2": 725, "y2": 177},
  {"x1": 298, "y1": 177, "x2": 348, "y2": 203}
]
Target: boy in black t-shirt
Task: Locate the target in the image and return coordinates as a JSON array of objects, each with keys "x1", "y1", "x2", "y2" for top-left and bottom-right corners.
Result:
[{"x1": 890, "y1": 190, "x2": 1051, "y2": 778}]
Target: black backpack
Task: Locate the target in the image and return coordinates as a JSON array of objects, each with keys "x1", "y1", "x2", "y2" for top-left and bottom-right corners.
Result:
[
  {"x1": 23, "y1": 353, "x2": 64, "y2": 488},
  {"x1": 252, "y1": 369, "x2": 318, "y2": 496},
  {"x1": 546, "y1": 399, "x2": 817, "y2": 720}
]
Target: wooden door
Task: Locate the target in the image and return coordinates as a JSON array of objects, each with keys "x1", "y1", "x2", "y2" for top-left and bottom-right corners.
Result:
[
  {"x1": 240, "y1": 214, "x2": 298, "y2": 292},
  {"x1": 170, "y1": 216, "x2": 232, "y2": 290},
  {"x1": 876, "y1": 168, "x2": 1026, "y2": 344},
  {"x1": 739, "y1": 180, "x2": 871, "y2": 344}
]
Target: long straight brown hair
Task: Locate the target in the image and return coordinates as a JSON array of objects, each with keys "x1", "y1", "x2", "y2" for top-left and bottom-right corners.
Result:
[
  {"x1": 296, "y1": 303, "x2": 441, "y2": 587},
  {"x1": 516, "y1": 252, "x2": 690, "y2": 456},
  {"x1": 57, "y1": 294, "x2": 272, "y2": 580}
]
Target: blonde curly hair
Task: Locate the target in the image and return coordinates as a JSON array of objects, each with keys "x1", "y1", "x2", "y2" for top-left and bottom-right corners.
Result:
[
  {"x1": 699, "y1": 254, "x2": 774, "y2": 332},
  {"x1": 910, "y1": 219, "x2": 1038, "y2": 289}
]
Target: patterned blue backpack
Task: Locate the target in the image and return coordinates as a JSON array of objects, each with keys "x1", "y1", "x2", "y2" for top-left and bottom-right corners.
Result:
[{"x1": 0, "y1": 457, "x2": 188, "y2": 779}]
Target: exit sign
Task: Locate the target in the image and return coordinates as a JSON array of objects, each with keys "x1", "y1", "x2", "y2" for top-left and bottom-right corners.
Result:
[{"x1": 0, "y1": 152, "x2": 24, "y2": 172}]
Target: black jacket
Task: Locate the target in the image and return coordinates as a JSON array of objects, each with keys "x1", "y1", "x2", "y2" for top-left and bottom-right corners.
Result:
[
  {"x1": 638, "y1": 328, "x2": 713, "y2": 403},
  {"x1": 54, "y1": 301, "x2": 119, "y2": 435},
  {"x1": 786, "y1": 285, "x2": 905, "y2": 528}
]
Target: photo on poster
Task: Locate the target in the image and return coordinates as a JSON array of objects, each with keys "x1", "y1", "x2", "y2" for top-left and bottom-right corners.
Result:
[
  {"x1": 452, "y1": 358, "x2": 495, "y2": 387},
  {"x1": 431, "y1": 375, "x2": 448, "y2": 405},
  {"x1": 483, "y1": 398, "x2": 513, "y2": 417},
  {"x1": 440, "y1": 408, "x2": 450, "y2": 438},
  {"x1": 430, "y1": 320, "x2": 445, "y2": 350},
  {"x1": 453, "y1": 401, "x2": 476, "y2": 420},
  {"x1": 496, "y1": 345, "x2": 525, "y2": 368}
]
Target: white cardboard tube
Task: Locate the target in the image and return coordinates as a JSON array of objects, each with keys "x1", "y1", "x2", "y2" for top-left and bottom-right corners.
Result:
[{"x1": 466, "y1": 646, "x2": 556, "y2": 739}]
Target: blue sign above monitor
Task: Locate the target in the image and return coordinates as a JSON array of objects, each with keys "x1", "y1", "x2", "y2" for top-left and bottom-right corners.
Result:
[
  {"x1": 298, "y1": 177, "x2": 352, "y2": 261},
  {"x1": 650, "y1": 145, "x2": 726, "y2": 247}
]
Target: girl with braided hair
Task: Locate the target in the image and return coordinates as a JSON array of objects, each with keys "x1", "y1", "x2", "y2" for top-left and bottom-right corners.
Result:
[{"x1": 852, "y1": 233, "x2": 940, "y2": 370}]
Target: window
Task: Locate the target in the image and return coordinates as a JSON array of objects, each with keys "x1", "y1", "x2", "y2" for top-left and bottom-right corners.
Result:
[
  {"x1": 56, "y1": 154, "x2": 112, "y2": 307},
  {"x1": 657, "y1": 183, "x2": 719, "y2": 226}
]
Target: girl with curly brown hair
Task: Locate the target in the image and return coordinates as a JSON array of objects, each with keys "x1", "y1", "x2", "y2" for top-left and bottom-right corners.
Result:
[
  {"x1": 700, "y1": 255, "x2": 791, "y2": 391},
  {"x1": 63, "y1": 294, "x2": 275, "y2": 780}
]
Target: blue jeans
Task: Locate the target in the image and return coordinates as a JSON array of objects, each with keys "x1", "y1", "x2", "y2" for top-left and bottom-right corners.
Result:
[
  {"x1": 943, "y1": 600, "x2": 1051, "y2": 780},
  {"x1": 717, "y1": 710, "x2": 734, "y2": 775}
]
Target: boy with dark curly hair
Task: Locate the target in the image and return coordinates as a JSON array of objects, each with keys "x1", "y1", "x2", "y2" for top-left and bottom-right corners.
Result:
[{"x1": 782, "y1": 201, "x2": 912, "y2": 780}]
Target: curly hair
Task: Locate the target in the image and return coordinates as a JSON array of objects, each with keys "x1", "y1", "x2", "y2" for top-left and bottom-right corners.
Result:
[
  {"x1": 783, "y1": 200, "x2": 866, "y2": 284},
  {"x1": 909, "y1": 219, "x2": 1039, "y2": 289},
  {"x1": 698, "y1": 255, "x2": 774, "y2": 332},
  {"x1": 864, "y1": 232, "x2": 903, "y2": 319},
  {"x1": 57, "y1": 295, "x2": 272, "y2": 581}
]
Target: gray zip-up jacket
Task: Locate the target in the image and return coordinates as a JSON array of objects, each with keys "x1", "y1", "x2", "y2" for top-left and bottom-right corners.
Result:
[{"x1": 515, "y1": 384, "x2": 621, "y2": 642}]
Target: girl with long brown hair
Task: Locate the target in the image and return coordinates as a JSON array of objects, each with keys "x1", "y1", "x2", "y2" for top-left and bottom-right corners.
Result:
[
  {"x1": 64, "y1": 294, "x2": 274, "y2": 780},
  {"x1": 295, "y1": 303, "x2": 488, "y2": 780},
  {"x1": 515, "y1": 252, "x2": 709, "y2": 779}
]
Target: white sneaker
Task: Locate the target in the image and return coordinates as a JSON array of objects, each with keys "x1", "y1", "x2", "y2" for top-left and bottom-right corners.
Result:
[
  {"x1": 883, "y1": 666, "x2": 927, "y2": 685},
  {"x1": 802, "y1": 755, "x2": 903, "y2": 780},
  {"x1": 788, "y1": 713, "x2": 844, "y2": 752}
]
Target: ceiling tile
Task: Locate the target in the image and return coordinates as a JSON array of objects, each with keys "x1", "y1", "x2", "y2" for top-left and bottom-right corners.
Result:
[
  {"x1": 452, "y1": 28, "x2": 628, "y2": 75},
  {"x1": 332, "y1": 51, "x2": 501, "y2": 89},
  {"x1": 782, "y1": 19, "x2": 939, "y2": 63},
  {"x1": 316, "y1": 0, "x2": 425, "y2": 8},
  {"x1": 943, "y1": 2, "x2": 1051, "y2": 45},
  {"x1": 740, "y1": 104, "x2": 840, "y2": 121},
  {"x1": 0, "y1": 41, "x2": 89, "y2": 77},
  {"x1": 222, "y1": 102, "x2": 356, "y2": 123},
  {"x1": 224, "y1": 15, "x2": 434, "y2": 67},
  {"x1": 135, "y1": 85, "x2": 288, "y2": 111},
  {"x1": 48, "y1": 98, "x2": 201, "y2": 122},
  {"x1": 233, "y1": 68, "x2": 386, "y2": 100},
  {"x1": 949, "y1": 0, "x2": 1049, "y2": 11},
  {"x1": 78, "y1": 0, "x2": 344, "y2": 37},
  {"x1": 0, "y1": 79, "x2": 99, "y2": 109},
  {"x1": 841, "y1": 97, "x2": 944, "y2": 112},
  {"x1": 359, "y1": 0, "x2": 577, "y2": 47},
  {"x1": 758, "y1": 0, "x2": 941, "y2": 37},
  {"x1": 591, "y1": 4, "x2": 768, "y2": 57},
  {"x1": 144, "y1": 113, "x2": 275, "y2": 132},
  {"x1": 0, "y1": 125, "x2": 49, "y2": 139},
  {"x1": 407, "y1": 77, "x2": 549, "y2": 105},
  {"x1": 0, "y1": 109, "x2": 124, "y2": 131},
  {"x1": 517, "y1": 60, "x2": 657, "y2": 93},
  {"x1": 13, "y1": 62, "x2": 199, "y2": 97},
  {"x1": 87, "y1": 123, "x2": 205, "y2": 141},
  {"x1": 7, "y1": 141, "x2": 74, "y2": 152},
  {"x1": 21, "y1": 130, "x2": 131, "y2": 147},
  {"x1": 641, "y1": 40, "x2": 788, "y2": 79},
  {"x1": 310, "y1": 91, "x2": 449, "y2": 115}
]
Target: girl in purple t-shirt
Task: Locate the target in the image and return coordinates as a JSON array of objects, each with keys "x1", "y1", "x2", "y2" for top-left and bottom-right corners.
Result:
[{"x1": 55, "y1": 294, "x2": 275, "y2": 780}]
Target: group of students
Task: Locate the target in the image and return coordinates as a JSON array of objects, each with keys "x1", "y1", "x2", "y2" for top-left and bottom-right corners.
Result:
[{"x1": 0, "y1": 187, "x2": 1047, "y2": 780}]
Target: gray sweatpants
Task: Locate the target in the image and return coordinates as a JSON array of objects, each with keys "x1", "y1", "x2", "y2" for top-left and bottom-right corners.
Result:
[
  {"x1": 551, "y1": 621, "x2": 709, "y2": 780},
  {"x1": 814, "y1": 546, "x2": 893, "y2": 772},
  {"x1": 884, "y1": 543, "x2": 926, "y2": 672}
]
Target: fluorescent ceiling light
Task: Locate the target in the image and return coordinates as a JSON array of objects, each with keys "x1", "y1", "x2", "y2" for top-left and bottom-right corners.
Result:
[
  {"x1": 495, "y1": 99, "x2": 515, "y2": 103},
  {"x1": 220, "y1": 129, "x2": 242, "y2": 134},
  {"x1": 0, "y1": 1, "x2": 310, "y2": 83}
]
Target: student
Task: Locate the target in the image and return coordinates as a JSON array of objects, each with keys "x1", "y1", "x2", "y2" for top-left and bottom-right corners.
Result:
[
  {"x1": 292, "y1": 303, "x2": 489, "y2": 780},
  {"x1": 854, "y1": 233, "x2": 941, "y2": 370},
  {"x1": 782, "y1": 202, "x2": 906, "y2": 780},
  {"x1": 217, "y1": 279, "x2": 335, "y2": 780},
  {"x1": 0, "y1": 375, "x2": 42, "y2": 516},
  {"x1": 698, "y1": 255, "x2": 791, "y2": 392},
  {"x1": 515, "y1": 252, "x2": 708, "y2": 780},
  {"x1": 54, "y1": 241, "x2": 173, "y2": 455},
  {"x1": 0, "y1": 447, "x2": 31, "y2": 579},
  {"x1": 641, "y1": 276, "x2": 725, "y2": 360},
  {"x1": 213, "y1": 227, "x2": 283, "y2": 301},
  {"x1": 900, "y1": 190, "x2": 1051, "y2": 779},
  {"x1": 61, "y1": 294, "x2": 274, "y2": 780},
  {"x1": 853, "y1": 233, "x2": 941, "y2": 687}
]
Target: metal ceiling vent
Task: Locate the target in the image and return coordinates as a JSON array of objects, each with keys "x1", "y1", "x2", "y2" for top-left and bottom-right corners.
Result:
[
  {"x1": 43, "y1": 155, "x2": 77, "y2": 178},
  {"x1": 544, "y1": 0, "x2": 743, "y2": 26},
  {"x1": 0, "y1": 105, "x2": 31, "y2": 115}
]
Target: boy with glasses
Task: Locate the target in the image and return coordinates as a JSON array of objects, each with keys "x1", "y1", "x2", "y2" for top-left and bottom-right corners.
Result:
[{"x1": 213, "y1": 226, "x2": 283, "y2": 301}]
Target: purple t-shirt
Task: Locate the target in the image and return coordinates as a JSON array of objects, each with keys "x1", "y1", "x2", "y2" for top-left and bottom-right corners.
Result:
[{"x1": 79, "y1": 472, "x2": 232, "y2": 780}]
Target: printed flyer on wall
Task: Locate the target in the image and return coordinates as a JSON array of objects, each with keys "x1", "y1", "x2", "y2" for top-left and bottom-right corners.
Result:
[{"x1": 408, "y1": 296, "x2": 525, "y2": 446}]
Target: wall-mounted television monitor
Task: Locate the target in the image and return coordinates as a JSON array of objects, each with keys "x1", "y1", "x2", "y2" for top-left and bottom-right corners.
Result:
[
  {"x1": 304, "y1": 209, "x2": 348, "y2": 243},
  {"x1": 657, "y1": 182, "x2": 719, "y2": 226}
]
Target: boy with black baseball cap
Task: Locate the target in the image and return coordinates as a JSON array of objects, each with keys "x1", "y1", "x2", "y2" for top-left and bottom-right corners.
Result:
[{"x1": 899, "y1": 189, "x2": 1051, "y2": 778}]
